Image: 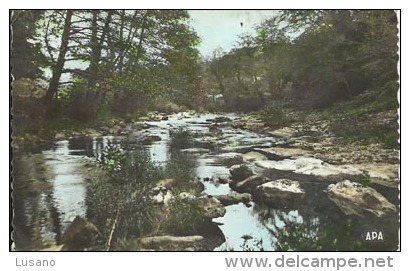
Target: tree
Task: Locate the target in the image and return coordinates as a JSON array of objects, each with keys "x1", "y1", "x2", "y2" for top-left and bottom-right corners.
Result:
[
  {"x1": 30, "y1": 10, "x2": 201, "y2": 120},
  {"x1": 44, "y1": 10, "x2": 73, "y2": 110},
  {"x1": 10, "y1": 10, "x2": 45, "y2": 80},
  {"x1": 256, "y1": 10, "x2": 398, "y2": 109}
]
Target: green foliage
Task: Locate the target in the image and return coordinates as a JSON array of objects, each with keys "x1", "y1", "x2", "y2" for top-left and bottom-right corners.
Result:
[
  {"x1": 207, "y1": 10, "x2": 398, "y2": 112},
  {"x1": 11, "y1": 10, "x2": 46, "y2": 79},
  {"x1": 165, "y1": 152, "x2": 196, "y2": 182},
  {"x1": 259, "y1": 105, "x2": 295, "y2": 128},
  {"x1": 169, "y1": 129, "x2": 193, "y2": 149},
  {"x1": 240, "y1": 238, "x2": 265, "y2": 251},
  {"x1": 88, "y1": 143, "x2": 161, "y2": 247},
  {"x1": 30, "y1": 10, "x2": 201, "y2": 122},
  {"x1": 360, "y1": 175, "x2": 372, "y2": 187},
  {"x1": 275, "y1": 219, "x2": 364, "y2": 251},
  {"x1": 164, "y1": 197, "x2": 204, "y2": 235}
]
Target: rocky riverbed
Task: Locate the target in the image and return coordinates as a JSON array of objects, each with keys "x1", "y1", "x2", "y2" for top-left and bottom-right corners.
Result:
[{"x1": 12, "y1": 111, "x2": 400, "y2": 251}]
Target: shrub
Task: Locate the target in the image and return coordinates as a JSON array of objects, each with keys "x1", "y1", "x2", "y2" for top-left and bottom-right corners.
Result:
[
  {"x1": 169, "y1": 128, "x2": 193, "y2": 149},
  {"x1": 259, "y1": 105, "x2": 295, "y2": 128},
  {"x1": 164, "y1": 198, "x2": 204, "y2": 235},
  {"x1": 87, "y1": 143, "x2": 161, "y2": 250}
]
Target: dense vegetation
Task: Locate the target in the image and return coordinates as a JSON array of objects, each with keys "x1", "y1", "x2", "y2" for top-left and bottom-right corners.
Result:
[
  {"x1": 11, "y1": 10, "x2": 399, "y2": 251},
  {"x1": 206, "y1": 10, "x2": 398, "y2": 112},
  {"x1": 11, "y1": 10, "x2": 398, "y2": 133}
]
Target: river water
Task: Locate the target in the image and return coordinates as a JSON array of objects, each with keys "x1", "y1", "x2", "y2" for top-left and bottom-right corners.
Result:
[{"x1": 11, "y1": 112, "x2": 399, "y2": 251}]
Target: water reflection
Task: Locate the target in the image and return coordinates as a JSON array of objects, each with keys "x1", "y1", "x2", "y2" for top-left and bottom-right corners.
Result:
[{"x1": 12, "y1": 113, "x2": 399, "y2": 251}]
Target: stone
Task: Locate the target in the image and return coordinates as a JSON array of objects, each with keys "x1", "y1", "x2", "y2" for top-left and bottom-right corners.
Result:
[
  {"x1": 326, "y1": 180, "x2": 398, "y2": 217},
  {"x1": 242, "y1": 151, "x2": 268, "y2": 162},
  {"x1": 230, "y1": 174, "x2": 267, "y2": 193},
  {"x1": 214, "y1": 192, "x2": 252, "y2": 206},
  {"x1": 229, "y1": 164, "x2": 254, "y2": 182},
  {"x1": 256, "y1": 157, "x2": 363, "y2": 177},
  {"x1": 133, "y1": 122, "x2": 154, "y2": 130},
  {"x1": 40, "y1": 245, "x2": 65, "y2": 251},
  {"x1": 214, "y1": 116, "x2": 231, "y2": 123},
  {"x1": 253, "y1": 179, "x2": 305, "y2": 207},
  {"x1": 268, "y1": 127, "x2": 298, "y2": 139},
  {"x1": 61, "y1": 216, "x2": 101, "y2": 251},
  {"x1": 108, "y1": 125, "x2": 123, "y2": 135},
  {"x1": 180, "y1": 148, "x2": 210, "y2": 154},
  {"x1": 215, "y1": 152, "x2": 244, "y2": 167},
  {"x1": 254, "y1": 147, "x2": 312, "y2": 160},
  {"x1": 54, "y1": 132, "x2": 66, "y2": 140},
  {"x1": 139, "y1": 235, "x2": 204, "y2": 251},
  {"x1": 140, "y1": 135, "x2": 162, "y2": 145},
  {"x1": 84, "y1": 128, "x2": 101, "y2": 137},
  {"x1": 150, "y1": 186, "x2": 173, "y2": 205},
  {"x1": 348, "y1": 163, "x2": 399, "y2": 188},
  {"x1": 197, "y1": 196, "x2": 226, "y2": 218}
]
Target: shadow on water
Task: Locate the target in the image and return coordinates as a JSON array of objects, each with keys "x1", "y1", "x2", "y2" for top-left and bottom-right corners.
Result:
[{"x1": 11, "y1": 113, "x2": 400, "y2": 251}]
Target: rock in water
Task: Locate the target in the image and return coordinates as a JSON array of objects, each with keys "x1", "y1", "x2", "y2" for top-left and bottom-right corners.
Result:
[
  {"x1": 229, "y1": 164, "x2": 253, "y2": 182},
  {"x1": 230, "y1": 174, "x2": 266, "y2": 193},
  {"x1": 326, "y1": 180, "x2": 397, "y2": 217},
  {"x1": 197, "y1": 196, "x2": 226, "y2": 218},
  {"x1": 139, "y1": 235, "x2": 204, "y2": 251},
  {"x1": 242, "y1": 151, "x2": 268, "y2": 162},
  {"x1": 61, "y1": 216, "x2": 101, "y2": 251},
  {"x1": 253, "y1": 179, "x2": 305, "y2": 207},
  {"x1": 256, "y1": 157, "x2": 363, "y2": 177},
  {"x1": 214, "y1": 192, "x2": 252, "y2": 206}
]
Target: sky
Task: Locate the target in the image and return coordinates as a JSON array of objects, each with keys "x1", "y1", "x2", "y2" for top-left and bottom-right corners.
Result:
[{"x1": 188, "y1": 10, "x2": 276, "y2": 58}]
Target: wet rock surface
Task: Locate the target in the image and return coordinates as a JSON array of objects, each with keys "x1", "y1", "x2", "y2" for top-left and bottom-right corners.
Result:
[
  {"x1": 214, "y1": 192, "x2": 252, "y2": 206},
  {"x1": 326, "y1": 180, "x2": 398, "y2": 217},
  {"x1": 242, "y1": 151, "x2": 268, "y2": 162},
  {"x1": 229, "y1": 164, "x2": 254, "y2": 182},
  {"x1": 13, "y1": 111, "x2": 399, "y2": 251},
  {"x1": 230, "y1": 174, "x2": 267, "y2": 193},
  {"x1": 253, "y1": 179, "x2": 305, "y2": 207},
  {"x1": 255, "y1": 157, "x2": 363, "y2": 177},
  {"x1": 197, "y1": 196, "x2": 226, "y2": 218}
]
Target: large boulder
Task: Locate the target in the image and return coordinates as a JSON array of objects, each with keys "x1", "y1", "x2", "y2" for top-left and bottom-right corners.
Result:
[
  {"x1": 214, "y1": 192, "x2": 252, "y2": 206},
  {"x1": 349, "y1": 163, "x2": 399, "y2": 188},
  {"x1": 229, "y1": 164, "x2": 253, "y2": 182},
  {"x1": 139, "y1": 235, "x2": 204, "y2": 251},
  {"x1": 197, "y1": 196, "x2": 226, "y2": 218},
  {"x1": 61, "y1": 216, "x2": 101, "y2": 251},
  {"x1": 326, "y1": 180, "x2": 398, "y2": 217},
  {"x1": 230, "y1": 174, "x2": 267, "y2": 193},
  {"x1": 253, "y1": 179, "x2": 305, "y2": 207},
  {"x1": 256, "y1": 157, "x2": 363, "y2": 177}
]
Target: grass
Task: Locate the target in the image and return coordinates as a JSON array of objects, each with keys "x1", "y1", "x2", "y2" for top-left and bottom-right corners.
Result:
[
  {"x1": 169, "y1": 128, "x2": 193, "y2": 149},
  {"x1": 259, "y1": 88, "x2": 399, "y2": 149},
  {"x1": 360, "y1": 175, "x2": 372, "y2": 187}
]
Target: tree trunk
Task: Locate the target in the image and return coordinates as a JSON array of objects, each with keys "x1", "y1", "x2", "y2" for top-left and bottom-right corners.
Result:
[{"x1": 44, "y1": 10, "x2": 73, "y2": 110}]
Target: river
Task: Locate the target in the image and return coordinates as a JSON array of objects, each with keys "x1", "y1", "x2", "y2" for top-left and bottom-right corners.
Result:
[{"x1": 11, "y1": 112, "x2": 399, "y2": 251}]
